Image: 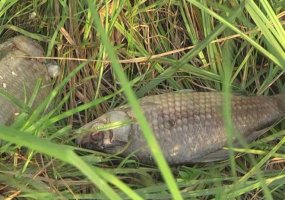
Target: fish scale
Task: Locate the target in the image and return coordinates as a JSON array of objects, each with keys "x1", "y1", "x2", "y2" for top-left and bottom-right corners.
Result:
[
  {"x1": 77, "y1": 91, "x2": 285, "y2": 165},
  {"x1": 0, "y1": 36, "x2": 52, "y2": 124}
]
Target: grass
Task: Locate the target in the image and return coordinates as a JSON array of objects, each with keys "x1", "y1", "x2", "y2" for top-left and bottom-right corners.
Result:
[{"x1": 0, "y1": 0, "x2": 285, "y2": 199}]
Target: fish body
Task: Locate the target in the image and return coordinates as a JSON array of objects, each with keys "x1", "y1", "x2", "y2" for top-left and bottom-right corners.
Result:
[
  {"x1": 77, "y1": 91, "x2": 285, "y2": 165},
  {"x1": 0, "y1": 36, "x2": 52, "y2": 124}
]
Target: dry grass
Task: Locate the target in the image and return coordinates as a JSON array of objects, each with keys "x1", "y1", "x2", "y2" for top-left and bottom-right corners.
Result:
[{"x1": 0, "y1": 0, "x2": 285, "y2": 199}]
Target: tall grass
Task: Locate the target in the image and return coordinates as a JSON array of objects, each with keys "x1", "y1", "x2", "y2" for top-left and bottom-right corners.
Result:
[{"x1": 0, "y1": 0, "x2": 285, "y2": 199}]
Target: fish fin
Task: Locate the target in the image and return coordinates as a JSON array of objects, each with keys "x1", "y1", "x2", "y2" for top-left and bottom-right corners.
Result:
[
  {"x1": 140, "y1": 101, "x2": 159, "y2": 108},
  {"x1": 243, "y1": 127, "x2": 272, "y2": 143},
  {"x1": 232, "y1": 91, "x2": 248, "y2": 96},
  {"x1": 191, "y1": 149, "x2": 229, "y2": 163},
  {"x1": 117, "y1": 101, "x2": 159, "y2": 119},
  {"x1": 238, "y1": 119, "x2": 281, "y2": 145},
  {"x1": 175, "y1": 89, "x2": 195, "y2": 93},
  {"x1": 192, "y1": 126, "x2": 275, "y2": 163}
]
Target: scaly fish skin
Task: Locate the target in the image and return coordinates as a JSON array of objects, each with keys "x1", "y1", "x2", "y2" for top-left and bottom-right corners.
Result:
[
  {"x1": 0, "y1": 36, "x2": 52, "y2": 124},
  {"x1": 77, "y1": 92, "x2": 285, "y2": 165}
]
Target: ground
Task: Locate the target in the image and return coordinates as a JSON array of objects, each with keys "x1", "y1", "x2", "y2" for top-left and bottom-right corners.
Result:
[{"x1": 0, "y1": 1, "x2": 285, "y2": 199}]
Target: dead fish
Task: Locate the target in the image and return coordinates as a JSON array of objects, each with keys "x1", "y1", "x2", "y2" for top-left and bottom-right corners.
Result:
[
  {"x1": 76, "y1": 91, "x2": 285, "y2": 165},
  {"x1": 0, "y1": 36, "x2": 53, "y2": 124}
]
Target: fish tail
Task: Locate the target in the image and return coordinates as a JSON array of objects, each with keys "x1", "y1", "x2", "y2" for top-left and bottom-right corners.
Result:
[{"x1": 274, "y1": 94, "x2": 285, "y2": 115}]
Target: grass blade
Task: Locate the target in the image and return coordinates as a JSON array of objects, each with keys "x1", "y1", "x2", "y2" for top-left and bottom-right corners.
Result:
[{"x1": 86, "y1": 1, "x2": 183, "y2": 199}]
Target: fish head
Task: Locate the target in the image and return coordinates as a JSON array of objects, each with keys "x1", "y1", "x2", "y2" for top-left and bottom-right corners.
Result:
[{"x1": 76, "y1": 110, "x2": 132, "y2": 153}]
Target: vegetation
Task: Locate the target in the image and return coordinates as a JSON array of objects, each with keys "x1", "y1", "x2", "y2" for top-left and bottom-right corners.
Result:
[{"x1": 0, "y1": 0, "x2": 285, "y2": 199}]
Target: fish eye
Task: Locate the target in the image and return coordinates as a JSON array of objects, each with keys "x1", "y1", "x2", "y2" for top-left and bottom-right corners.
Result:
[
  {"x1": 88, "y1": 129, "x2": 116, "y2": 150},
  {"x1": 90, "y1": 132, "x2": 104, "y2": 142}
]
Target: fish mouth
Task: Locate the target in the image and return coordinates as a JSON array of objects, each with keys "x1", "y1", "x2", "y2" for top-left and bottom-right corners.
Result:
[
  {"x1": 76, "y1": 132, "x2": 128, "y2": 153},
  {"x1": 76, "y1": 136, "x2": 103, "y2": 151},
  {"x1": 103, "y1": 140, "x2": 128, "y2": 152},
  {"x1": 79, "y1": 141, "x2": 104, "y2": 151}
]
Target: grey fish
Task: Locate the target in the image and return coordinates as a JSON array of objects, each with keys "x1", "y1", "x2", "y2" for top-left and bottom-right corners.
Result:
[
  {"x1": 76, "y1": 91, "x2": 285, "y2": 165},
  {"x1": 0, "y1": 36, "x2": 52, "y2": 124}
]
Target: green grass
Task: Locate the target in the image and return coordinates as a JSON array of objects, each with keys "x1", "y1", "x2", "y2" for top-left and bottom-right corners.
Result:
[{"x1": 0, "y1": 0, "x2": 285, "y2": 199}]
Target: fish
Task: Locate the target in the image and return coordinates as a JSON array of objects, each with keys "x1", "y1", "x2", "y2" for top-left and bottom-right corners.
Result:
[
  {"x1": 76, "y1": 91, "x2": 285, "y2": 165},
  {"x1": 0, "y1": 36, "x2": 53, "y2": 124}
]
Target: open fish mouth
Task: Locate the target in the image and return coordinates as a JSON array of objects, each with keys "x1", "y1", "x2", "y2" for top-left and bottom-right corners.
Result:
[
  {"x1": 78, "y1": 134, "x2": 128, "y2": 153},
  {"x1": 102, "y1": 140, "x2": 128, "y2": 152}
]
